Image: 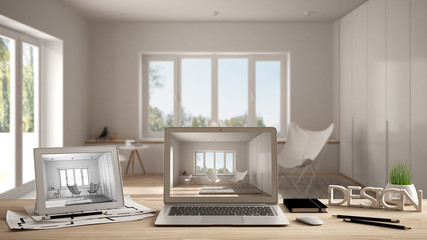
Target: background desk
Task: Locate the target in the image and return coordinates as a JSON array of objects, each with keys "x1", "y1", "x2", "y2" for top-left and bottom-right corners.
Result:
[{"x1": 1, "y1": 174, "x2": 426, "y2": 240}]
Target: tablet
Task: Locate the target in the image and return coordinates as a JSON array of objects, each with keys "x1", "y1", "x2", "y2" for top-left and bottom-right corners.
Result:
[{"x1": 34, "y1": 146, "x2": 124, "y2": 215}]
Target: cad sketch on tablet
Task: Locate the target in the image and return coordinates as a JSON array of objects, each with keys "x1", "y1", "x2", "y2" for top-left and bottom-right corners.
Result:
[{"x1": 34, "y1": 146, "x2": 124, "y2": 215}]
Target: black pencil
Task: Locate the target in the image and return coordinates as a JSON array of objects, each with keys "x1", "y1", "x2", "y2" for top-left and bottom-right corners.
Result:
[
  {"x1": 343, "y1": 219, "x2": 411, "y2": 230},
  {"x1": 333, "y1": 214, "x2": 399, "y2": 223}
]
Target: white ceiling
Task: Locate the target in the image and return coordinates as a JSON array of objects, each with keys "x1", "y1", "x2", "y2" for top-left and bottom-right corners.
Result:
[{"x1": 59, "y1": 0, "x2": 366, "y2": 23}]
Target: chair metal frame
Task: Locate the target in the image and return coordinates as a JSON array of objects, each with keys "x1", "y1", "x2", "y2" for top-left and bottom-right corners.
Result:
[
  {"x1": 88, "y1": 182, "x2": 100, "y2": 198},
  {"x1": 280, "y1": 143, "x2": 329, "y2": 194},
  {"x1": 278, "y1": 122, "x2": 333, "y2": 196},
  {"x1": 67, "y1": 184, "x2": 82, "y2": 198}
]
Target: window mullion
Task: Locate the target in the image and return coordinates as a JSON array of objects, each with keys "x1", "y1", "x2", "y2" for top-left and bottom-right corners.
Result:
[
  {"x1": 15, "y1": 36, "x2": 23, "y2": 188},
  {"x1": 65, "y1": 170, "x2": 69, "y2": 185},
  {"x1": 248, "y1": 56, "x2": 256, "y2": 127},
  {"x1": 213, "y1": 151, "x2": 216, "y2": 173},
  {"x1": 211, "y1": 56, "x2": 218, "y2": 126},
  {"x1": 73, "y1": 169, "x2": 76, "y2": 186},
  {"x1": 175, "y1": 56, "x2": 181, "y2": 127},
  {"x1": 222, "y1": 152, "x2": 227, "y2": 174},
  {"x1": 203, "y1": 152, "x2": 206, "y2": 172},
  {"x1": 80, "y1": 168, "x2": 83, "y2": 185}
]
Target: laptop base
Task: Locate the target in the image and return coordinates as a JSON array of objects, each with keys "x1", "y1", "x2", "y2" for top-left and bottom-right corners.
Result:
[{"x1": 155, "y1": 205, "x2": 289, "y2": 226}]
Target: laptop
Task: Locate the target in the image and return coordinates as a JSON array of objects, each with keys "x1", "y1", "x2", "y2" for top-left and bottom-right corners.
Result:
[{"x1": 155, "y1": 127, "x2": 289, "y2": 226}]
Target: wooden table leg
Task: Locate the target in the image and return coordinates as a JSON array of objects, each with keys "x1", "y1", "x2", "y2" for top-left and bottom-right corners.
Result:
[
  {"x1": 131, "y1": 150, "x2": 135, "y2": 176},
  {"x1": 135, "y1": 150, "x2": 146, "y2": 174},
  {"x1": 125, "y1": 150, "x2": 135, "y2": 175}
]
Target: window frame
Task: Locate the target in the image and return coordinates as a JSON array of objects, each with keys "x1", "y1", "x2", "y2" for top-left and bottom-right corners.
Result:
[
  {"x1": 193, "y1": 150, "x2": 236, "y2": 175},
  {"x1": 59, "y1": 167, "x2": 90, "y2": 188},
  {"x1": 140, "y1": 53, "x2": 288, "y2": 139},
  {"x1": 0, "y1": 25, "x2": 41, "y2": 196}
]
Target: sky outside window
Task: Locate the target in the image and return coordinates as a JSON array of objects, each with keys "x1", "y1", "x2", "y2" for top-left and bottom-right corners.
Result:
[
  {"x1": 196, "y1": 152, "x2": 204, "y2": 173},
  {"x1": 181, "y1": 58, "x2": 211, "y2": 127},
  {"x1": 225, "y1": 153, "x2": 234, "y2": 173},
  {"x1": 218, "y1": 58, "x2": 248, "y2": 127},
  {"x1": 149, "y1": 61, "x2": 174, "y2": 132},
  {"x1": 205, "y1": 152, "x2": 214, "y2": 172},
  {"x1": 215, "y1": 152, "x2": 225, "y2": 173},
  {"x1": 256, "y1": 61, "x2": 281, "y2": 131}
]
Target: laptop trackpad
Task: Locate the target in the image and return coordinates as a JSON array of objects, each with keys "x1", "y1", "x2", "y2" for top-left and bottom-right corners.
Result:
[{"x1": 200, "y1": 216, "x2": 244, "y2": 224}]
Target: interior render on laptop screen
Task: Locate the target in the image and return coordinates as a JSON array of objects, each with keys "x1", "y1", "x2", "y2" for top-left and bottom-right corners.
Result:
[
  {"x1": 41, "y1": 152, "x2": 118, "y2": 208},
  {"x1": 169, "y1": 131, "x2": 273, "y2": 198}
]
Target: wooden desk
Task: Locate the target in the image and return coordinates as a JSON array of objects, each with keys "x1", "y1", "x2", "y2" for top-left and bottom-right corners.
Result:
[{"x1": 1, "y1": 174, "x2": 426, "y2": 239}]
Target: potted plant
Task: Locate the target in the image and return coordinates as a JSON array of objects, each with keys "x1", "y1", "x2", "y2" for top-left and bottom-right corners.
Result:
[{"x1": 384, "y1": 160, "x2": 418, "y2": 205}]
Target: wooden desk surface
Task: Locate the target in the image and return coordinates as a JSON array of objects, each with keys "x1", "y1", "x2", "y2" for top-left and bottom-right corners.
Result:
[{"x1": 1, "y1": 174, "x2": 426, "y2": 239}]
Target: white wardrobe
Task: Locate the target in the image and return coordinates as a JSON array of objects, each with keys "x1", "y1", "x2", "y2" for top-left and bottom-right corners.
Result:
[{"x1": 336, "y1": 0, "x2": 427, "y2": 191}]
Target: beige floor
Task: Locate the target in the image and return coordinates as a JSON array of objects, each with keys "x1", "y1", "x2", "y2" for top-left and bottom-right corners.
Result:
[{"x1": 169, "y1": 184, "x2": 270, "y2": 197}]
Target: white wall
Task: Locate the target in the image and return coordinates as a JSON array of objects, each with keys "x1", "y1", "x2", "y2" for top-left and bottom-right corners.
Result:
[
  {"x1": 0, "y1": 0, "x2": 91, "y2": 146},
  {"x1": 170, "y1": 137, "x2": 181, "y2": 187},
  {"x1": 89, "y1": 22, "x2": 334, "y2": 139},
  {"x1": 98, "y1": 153, "x2": 115, "y2": 200},
  {"x1": 44, "y1": 159, "x2": 99, "y2": 198},
  {"x1": 248, "y1": 133, "x2": 272, "y2": 196}
]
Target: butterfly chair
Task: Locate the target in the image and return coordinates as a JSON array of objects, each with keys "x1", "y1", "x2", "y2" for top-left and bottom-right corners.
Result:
[
  {"x1": 67, "y1": 184, "x2": 81, "y2": 198},
  {"x1": 205, "y1": 171, "x2": 221, "y2": 185},
  {"x1": 230, "y1": 170, "x2": 248, "y2": 193},
  {"x1": 88, "y1": 182, "x2": 100, "y2": 198},
  {"x1": 278, "y1": 122, "x2": 334, "y2": 194}
]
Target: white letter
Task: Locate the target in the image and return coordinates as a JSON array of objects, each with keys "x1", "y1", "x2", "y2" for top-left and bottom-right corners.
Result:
[
  {"x1": 382, "y1": 188, "x2": 404, "y2": 210},
  {"x1": 348, "y1": 186, "x2": 361, "y2": 207},
  {"x1": 328, "y1": 185, "x2": 349, "y2": 206},
  {"x1": 401, "y1": 189, "x2": 423, "y2": 212},
  {"x1": 360, "y1": 187, "x2": 382, "y2": 208}
]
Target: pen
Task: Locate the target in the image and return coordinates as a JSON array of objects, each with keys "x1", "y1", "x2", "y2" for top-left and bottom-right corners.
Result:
[
  {"x1": 42, "y1": 211, "x2": 105, "y2": 220},
  {"x1": 343, "y1": 219, "x2": 411, "y2": 230},
  {"x1": 333, "y1": 214, "x2": 399, "y2": 223}
]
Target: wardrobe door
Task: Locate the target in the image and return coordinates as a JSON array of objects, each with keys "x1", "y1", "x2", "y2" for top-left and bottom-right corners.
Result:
[
  {"x1": 367, "y1": 0, "x2": 387, "y2": 187},
  {"x1": 410, "y1": 0, "x2": 427, "y2": 192},
  {"x1": 386, "y1": 0, "x2": 411, "y2": 169},
  {"x1": 351, "y1": 3, "x2": 368, "y2": 185},
  {"x1": 339, "y1": 13, "x2": 353, "y2": 178}
]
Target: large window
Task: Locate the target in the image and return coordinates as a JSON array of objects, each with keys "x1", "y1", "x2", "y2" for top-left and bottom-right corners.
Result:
[
  {"x1": 59, "y1": 168, "x2": 89, "y2": 188},
  {"x1": 142, "y1": 54, "x2": 288, "y2": 138},
  {"x1": 195, "y1": 151, "x2": 235, "y2": 174},
  {"x1": 0, "y1": 27, "x2": 40, "y2": 195}
]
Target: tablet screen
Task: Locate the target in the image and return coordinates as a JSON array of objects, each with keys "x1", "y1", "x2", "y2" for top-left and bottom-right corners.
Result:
[
  {"x1": 42, "y1": 152, "x2": 118, "y2": 208},
  {"x1": 34, "y1": 146, "x2": 124, "y2": 215}
]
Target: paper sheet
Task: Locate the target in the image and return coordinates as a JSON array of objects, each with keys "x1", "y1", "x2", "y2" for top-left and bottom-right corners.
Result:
[{"x1": 6, "y1": 195, "x2": 155, "y2": 230}]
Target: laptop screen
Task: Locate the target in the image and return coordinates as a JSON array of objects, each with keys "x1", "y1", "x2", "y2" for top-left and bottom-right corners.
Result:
[{"x1": 164, "y1": 127, "x2": 278, "y2": 204}]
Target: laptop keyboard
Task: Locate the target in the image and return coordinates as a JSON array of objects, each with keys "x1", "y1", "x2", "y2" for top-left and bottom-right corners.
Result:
[{"x1": 168, "y1": 206, "x2": 275, "y2": 216}]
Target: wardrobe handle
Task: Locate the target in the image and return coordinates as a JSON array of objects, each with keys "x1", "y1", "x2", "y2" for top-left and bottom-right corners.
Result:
[{"x1": 385, "y1": 120, "x2": 389, "y2": 184}]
